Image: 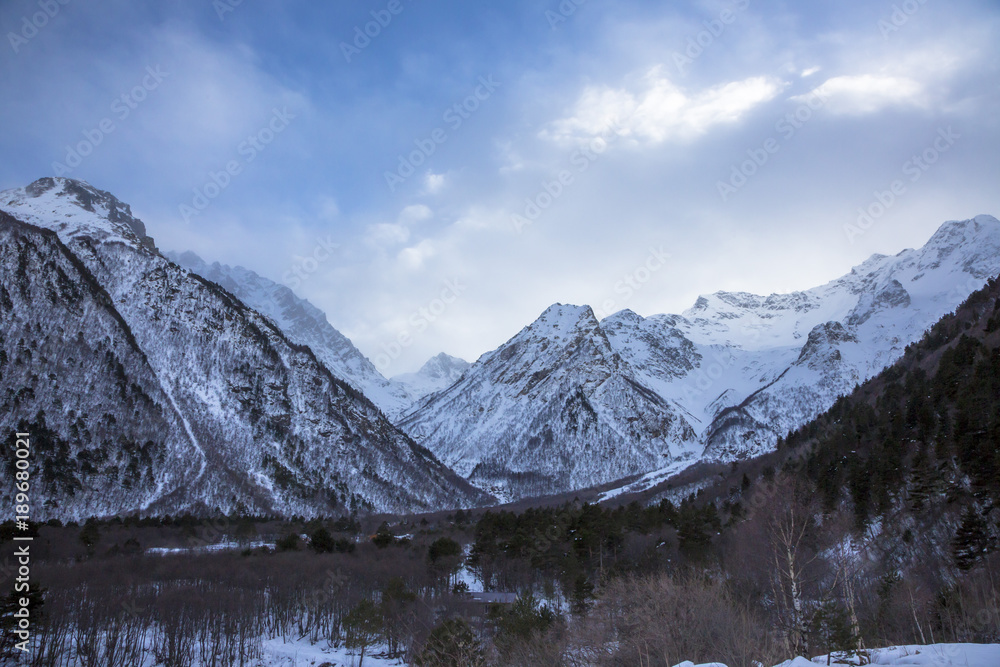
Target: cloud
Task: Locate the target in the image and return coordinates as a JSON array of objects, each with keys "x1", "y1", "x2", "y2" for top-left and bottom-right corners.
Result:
[
  {"x1": 398, "y1": 239, "x2": 435, "y2": 270},
  {"x1": 368, "y1": 223, "x2": 411, "y2": 246},
  {"x1": 364, "y1": 204, "x2": 433, "y2": 248},
  {"x1": 423, "y1": 171, "x2": 447, "y2": 194},
  {"x1": 399, "y1": 204, "x2": 433, "y2": 224},
  {"x1": 542, "y1": 67, "x2": 784, "y2": 145},
  {"x1": 791, "y1": 74, "x2": 927, "y2": 115},
  {"x1": 790, "y1": 42, "x2": 971, "y2": 116},
  {"x1": 316, "y1": 196, "x2": 340, "y2": 221}
]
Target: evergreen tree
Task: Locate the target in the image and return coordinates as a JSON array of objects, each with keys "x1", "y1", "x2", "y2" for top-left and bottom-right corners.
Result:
[
  {"x1": 342, "y1": 599, "x2": 381, "y2": 666},
  {"x1": 952, "y1": 505, "x2": 990, "y2": 570},
  {"x1": 413, "y1": 618, "x2": 485, "y2": 667},
  {"x1": 372, "y1": 521, "x2": 396, "y2": 548},
  {"x1": 808, "y1": 601, "x2": 858, "y2": 664},
  {"x1": 309, "y1": 527, "x2": 335, "y2": 553}
]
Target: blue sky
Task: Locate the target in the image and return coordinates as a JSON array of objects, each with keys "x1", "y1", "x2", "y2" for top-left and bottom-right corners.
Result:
[{"x1": 2, "y1": 0, "x2": 999, "y2": 373}]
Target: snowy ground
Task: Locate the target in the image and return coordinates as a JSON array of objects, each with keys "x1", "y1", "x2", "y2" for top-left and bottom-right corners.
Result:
[
  {"x1": 675, "y1": 643, "x2": 1000, "y2": 667},
  {"x1": 258, "y1": 636, "x2": 405, "y2": 666},
  {"x1": 254, "y1": 641, "x2": 1000, "y2": 666},
  {"x1": 596, "y1": 458, "x2": 697, "y2": 502}
]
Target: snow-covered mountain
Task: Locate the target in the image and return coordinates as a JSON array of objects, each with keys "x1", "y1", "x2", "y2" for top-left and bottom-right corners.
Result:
[
  {"x1": 0, "y1": 178, "x2": 490, "y2": 519},
  {"x1": 403, "y1": 215, "x2": 1000, "y2": 500},
  {"x1": 392, "y1": 353, "x2": 470, "y2": 403},
  {"x1": 398, "y1": 304, "x2": 700, "y2": 501},
  {"x1": 165, "y1": 250, "x2": 414, "y2": 419}
]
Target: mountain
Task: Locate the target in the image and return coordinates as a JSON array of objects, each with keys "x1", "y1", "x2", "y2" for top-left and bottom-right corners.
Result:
[
  {"x1": 164, "y1": 250, "x2": 414, "y2": 419},
  {"x1": 403, "y1": 215, "x2": 1000, "y2": 501},
  {"x1": 0, "y1": 178, "x2": 489, "y2": 519},
  {"x1": 398, "y1": 304, "x2": 700, "y2": 501},
  {"x1": 392, "y1": 353, "x2": 470, "y2": 404},
  {"x1": 618, "y1": 215, "x2": 1000, "y2": 460}
]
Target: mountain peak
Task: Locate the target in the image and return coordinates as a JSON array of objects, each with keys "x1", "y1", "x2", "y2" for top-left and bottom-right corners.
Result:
[
  {"x1": 2, "y1": 177, "x2": 155, "y2": 250},
  {"x1": 531, "y1": 303, "x2": 598, "y2": 332},
  {"x1": 391, "y1": 353, "x2": 470, "y2": 403},
  {"x1": 419, "y1": 352, "x2": 470, "y2": 377},
  {"x1": 602, "y1": 308, "x2": 644, "y2": 325}
]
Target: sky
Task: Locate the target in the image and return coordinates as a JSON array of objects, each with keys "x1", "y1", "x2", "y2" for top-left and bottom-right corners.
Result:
[{"x1": 1, "y1": 0, "x2": 998, "y2": 374}]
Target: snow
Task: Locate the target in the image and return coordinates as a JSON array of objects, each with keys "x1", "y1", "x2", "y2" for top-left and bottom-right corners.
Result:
[
  {"x1": 1, "y1": 177, "x2": 149, "y2": 247},
  {"x1": 166, "y1": 250, "x2": 417, "y2": 419},
  {"x1": 146, "y1": 539, "x2": 275, "y2": 555},
  {"x1": 797, "y1": 644, "x2": 1000, "y2": 667},
  {"x1": 259, "y1": 636, "x2": 406, "y2": 666},
  {"x1": 673, "y1": 644, "x2": 1000, "y2": 667},
  {"x1": 391, "y1": 352, "x2": 470, "y2": 402},
  {"x1": 597, "y1": 458, "x2": 698, "y2": 502}
]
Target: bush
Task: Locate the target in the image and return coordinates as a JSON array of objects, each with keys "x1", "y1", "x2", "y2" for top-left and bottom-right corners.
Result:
[
  {"x1": 276, "y1": 533, "x2": 300, "y2": 552},
  {"x1": 309, "y1": 528, "x2": 335, "y2": 553},
  {"x1": 372, "y1": 522, "x2": 395, "y2": 549},
  {"x1": 413, "y1": 618, "x2": 484, "y2": 667},
  {"x1": 428, "y1": 537, "x2": 462, "y2": 563}
]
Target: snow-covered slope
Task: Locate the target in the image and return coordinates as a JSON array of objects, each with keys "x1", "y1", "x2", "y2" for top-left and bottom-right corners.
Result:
[
  {"x1": 165, "y1": 250, "x2": 414, "y2": 419},
  {"x1": 392, "y1": 352, "x2": 470, "y2": 402},
  {"x1": 398, "y1": 304, "x2": 700, "y2": 501},
  {"x1": 405, "y1": 215, "x2": 1000, "y2": 500},
  {"x1": 0, "y1": 178, "x2": 490, "y2": 518},
  {"x1": 619, "y1": 214, "x2": 1000, "y2": 459}
]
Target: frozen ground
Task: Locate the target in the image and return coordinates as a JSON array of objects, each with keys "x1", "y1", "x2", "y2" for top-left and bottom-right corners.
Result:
[
  {"x1": 258, "y1": 636, "x2": 405, "y2": 666},
  {"x1": 675, "y1": 643, "x2": 1000, "y2": 667},
  {"x1": 255, "y1": 641, "x2": 1000, "y2": 666}
]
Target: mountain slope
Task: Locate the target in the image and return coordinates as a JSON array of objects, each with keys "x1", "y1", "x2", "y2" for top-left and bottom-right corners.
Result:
[
  {"x1": 399, "y1": 304, "x2": 699, "y2": 501},
  {"x1": 0, "y1": 211, "x2": 199, "y2": 518},
  {"x1": 406, "y1": 216, "x2": 1000, "y2": 501},
  {"x1": 617, "y1": 215, "x2": 1000, "y2": 459},
  {"x1": 165, "y1": 250, "x2": 414, "y2": 418},
  {"x1": 0, "y1": 178, "x2": 489, "y2": 518}
]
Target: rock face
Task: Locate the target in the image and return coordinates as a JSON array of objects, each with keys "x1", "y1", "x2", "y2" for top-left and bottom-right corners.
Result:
[
  {"x1": 402, "y1": 215, "x2": 1000, "y2": 499},
  {"x1": 0, "y1": 178, "x2": 490, "y2": 519},
  {"x1": 165, "y1": 250, "x2": 415, "y2": 419}
]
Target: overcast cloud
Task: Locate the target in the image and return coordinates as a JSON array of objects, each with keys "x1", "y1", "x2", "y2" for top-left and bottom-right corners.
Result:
[{"x1": 2, "y1": 0, "x2": 998, "y2": 373}]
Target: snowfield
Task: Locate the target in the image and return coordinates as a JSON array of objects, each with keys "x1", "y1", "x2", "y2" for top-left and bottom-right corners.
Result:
[
  {"x1": 674, "y1": 644, "x2": 1000, "y2": 667},
  {"x1": 190, "y1": 640, "x2": 1000, "y2": 666}
]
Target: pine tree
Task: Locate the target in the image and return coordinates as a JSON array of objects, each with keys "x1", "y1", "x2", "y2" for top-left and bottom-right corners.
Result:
[
  {"x1": 809, "y1": 601, "x2": 858, "y2": 664},
  {"x1": 414, "y1": 618, "x2": 485, "y2": 667},
  {"x1": 952, "y1": 506, "x2": 990, "y2": 570},
  {"x1": 342, "y1": 599, "x2": 382, "y2": 666}
]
